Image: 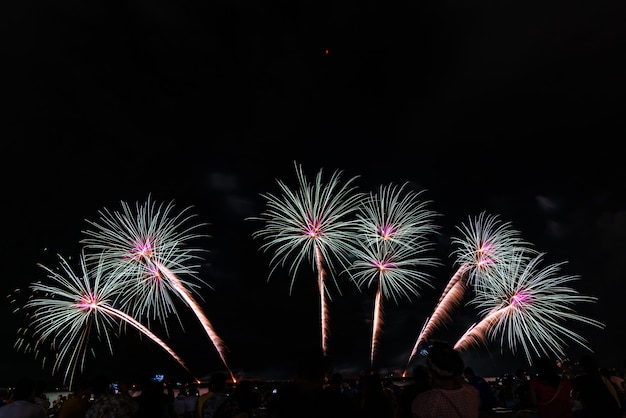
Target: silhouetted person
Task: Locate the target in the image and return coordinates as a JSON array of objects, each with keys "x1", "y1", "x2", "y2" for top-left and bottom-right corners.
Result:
[
  {"x1": 214, "y1": 379, "x2": 259, "y2": 418},
  {"x1": 85, "y1": 373, "x2": 138, "y2": 418},
  {"x1": 527, "y1": 356, "x2": 574, "y2": 418},
  {"x1": 32, "y1": 379, "x2": 50, "y2": 414},
  {"x1": 411, "y1": 341, "x2": 480, "y2": 418},
  {"x1": 200, "y1": 372, "x2": 229, "y2": 418},
  {"x1": 116, "y1": 380, "x2": 139, "y2": 416},
  {"x1": 463, "y1": 366, "x2": 499, "y2": 412},
  {"x1": 354, "y1": 370, "x2": 394, "y2": 418},
  {"x1": 0, "y1": 387, "x2": 11, "y2": 408},
  {"x1": 135, "y1": 376, "x2": 175, "y2": 418},
  {"x1": 57, "y1": 379, "x2": 91, "y2": 418},
  {"x1": 601, "y1": 367, "x2": 626, "y2": 417},
  {"x1": 325, "y1": 372, "x2": 358, "y2": 417},
  {"x1": 174, "y1": 390, "x2": 188, "y2": 417},
  {"x1": 571, "y1": 354, "x2": 622, "y2": 418},
  {"x1": 268, "y1": 350, "x2": 352, "y2": 418},
  {"x1": 183, "y1": 387, "x2": 198, "y2": 418},
  {"x1": 396, "y1": 364, "x2": 431, "y2": 418},
  {"x1": 0, "y1": 377, "x2": 48, "y2": 418},
  {"x1": 513, "y1": 368, "x2": 532, "y2": 410}
]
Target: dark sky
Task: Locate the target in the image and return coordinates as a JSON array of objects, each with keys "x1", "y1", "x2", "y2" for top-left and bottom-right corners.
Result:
[{"x1": 3, "y1": 0, "x2": 626, "y2": 388}]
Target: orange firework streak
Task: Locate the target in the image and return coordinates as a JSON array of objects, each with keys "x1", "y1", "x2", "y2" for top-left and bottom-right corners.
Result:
[
  {"x1": 404, "y1": 263, "x2": 470, "y2": 375},
  {"x1": 314, "y1": 245, "x2": 330, "y2": 357},
  {"x1": 454, "y1": 304, "x2": 514, "y2": 351},
  {"x1": 93, "y1": 301, "x2": 195, "y2": 379},
  {"x1": 370, "y1": 285, "x2": 384, "y2": 369},
  {"x1": 155, "y1": 261, "x2": 236, "y2": 382}
]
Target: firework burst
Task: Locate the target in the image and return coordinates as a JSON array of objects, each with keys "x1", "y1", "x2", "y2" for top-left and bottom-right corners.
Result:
[
  {"x1": 81, "y1": 196, "x2": 208, "y2": 328},
  {"x1": 349, "y1": 183, "x2": 440, "y2": 368},
  {"x1": 404, "y1": 212, "x2": 536, "y2": 372},
  {"x1": 16, "y1": 253, "x2": 193, "y2": 388},
  {"x1": 453, "y1": 250, "x2": 605, "y2": 364},
  {"x1": 450, "y1": 212, "x2": 535, "y2": 291},
  {"x1": 248, "y1": 161, "x2": 364, "y2": 357},
  {"x1": 80, "y1": 196, "x2": 235, "y2": 381}
]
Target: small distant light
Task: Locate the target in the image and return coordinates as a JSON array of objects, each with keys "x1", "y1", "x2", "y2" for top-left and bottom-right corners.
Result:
[{"x1": 325, "y1": 49, "x2": 329, "y2": 55}]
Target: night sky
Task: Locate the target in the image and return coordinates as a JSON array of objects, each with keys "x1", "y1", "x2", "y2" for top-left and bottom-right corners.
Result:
[{"x1": 3, "y1": 0, "x2": 626, "y2": 389}]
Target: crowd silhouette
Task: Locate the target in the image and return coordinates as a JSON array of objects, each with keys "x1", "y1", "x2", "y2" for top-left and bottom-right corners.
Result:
[{"x1": 2, "y1": 347, "x2": 624, "y2": 418}]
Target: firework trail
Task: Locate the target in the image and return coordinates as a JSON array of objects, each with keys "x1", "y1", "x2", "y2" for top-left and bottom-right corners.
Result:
[
  {"x1": 454, "y1": 250, "x2": 605, "y2": 364},
  {"x1": 371, "y1": 289, "x2": 384, "y2": 367},
  {"x1": 403, "y1": 265, "x2": 469, "y2": 375},
  {"x1": 16, "y1": 253, "x2": 193, "y2": 388},
  {"x1": 349, "y1": 183, "x2": 439, "y2": 368},
  {"x1": 248, "y1": 162, "x2": 363, "y2": 357},
  {"x1": 80, "y1": 196, "x2": 236, "y2": 381},
  {"x1": 404, "y1": 212, "x2": 534, "y2": 372},
  {"x1": 154, "y1": 260, "x2": 232, "y2": 379},
  {"x1": 454, "y1": 304, "x2": 514, "y2": 351}
]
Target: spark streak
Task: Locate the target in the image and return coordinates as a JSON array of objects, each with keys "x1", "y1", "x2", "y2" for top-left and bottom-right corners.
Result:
[{"x1": 155, "y1": 261, "x2": 235, "y2": 381}]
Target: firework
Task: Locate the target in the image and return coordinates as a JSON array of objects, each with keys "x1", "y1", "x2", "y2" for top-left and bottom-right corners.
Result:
[
  {"x1": 453, "y1": 250, "x2": 605, "y2": 364},
  {"x1": 81, "y1": 196, "x2": 208, "y2": 329},
  {"x1": 404, "y1": 212, "x2": 535, "y2": 371},
  {"x1": 248, "y1": 161, "x2": 363, "y2": 356},
  {"x1": 450, "y1": 212, "x2": 535, "y2": 291},
  {"x1": 80, "y1": 196, "x2": 236, "y2": 381},
  {"x1": 349, "y1": 183, "x2": 440, "y2": 368},
  {"x1": 16, "y1": 253, "x2": 193, "y2": 388}
]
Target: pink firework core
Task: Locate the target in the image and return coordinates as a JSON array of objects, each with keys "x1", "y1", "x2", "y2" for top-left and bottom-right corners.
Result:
[
  {"x1": 375, "y1": 262, "x2": 387, "y2": 272},
  {"x1": 77, "y1": 292, "x2": 98, "y2": 310},
  {"x1": 511, "y1": 289, "x2": 531, "y2": 306},
  {"x1": 378, "y1": 224, "x2": 399, "y2": 240},
  {"x1": 373, "y1": 259, "x2": 395, "y2": 272},
  {"x1": 475, "y1": 241, "x2": 497, "y2": 263},
  {"x1": 304, "y1": 217, "x2": 322, "y2": 238},
  {"x1": 143, "y1": 264, "x2": 162, "y2": 284},
  {"x1": 480, "y1": 241, "x2": 495, "y2": 254},
  {"x1": 129, "y1": 238, "x2": 155, "y2": 261},
  {"x1": 476, "y1": 255, "x2": 496, "y2": 269},
  {"x1": 475, "y1": 243, "x2": 496, "y2": 269}
]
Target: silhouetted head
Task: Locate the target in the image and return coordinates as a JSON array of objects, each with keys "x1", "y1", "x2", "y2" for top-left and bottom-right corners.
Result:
[
  {"x1": 233, "y1": 380, "x2": 259, "y2": 410},
  {"x1": 412, "y1": 364, "x2": 431, "y2": 384},
  {"x1": 291, "y1": 348, "x2": 329, "y2": 383},
  {"x1": 209, "y1": 372, "x2": 228, "y2": 392},
  {"x1": 578, "y1": 354, "x2": 599, "y2": 374},
  {"x1": 12, "y1": 378, "x2": 36, "y2": 401},
  {"x1": 533, "y1": 357, "x2": 560, "y2": 386},
  {"x1": 463, "y1": 367, "x2": 475, "y2": 378},
  {"x1": 90, "y1": 374, "x2": 111, "y2": 397},
  {"x1": 426, "y1": 341, "x2": 464, "y2": 379}
]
